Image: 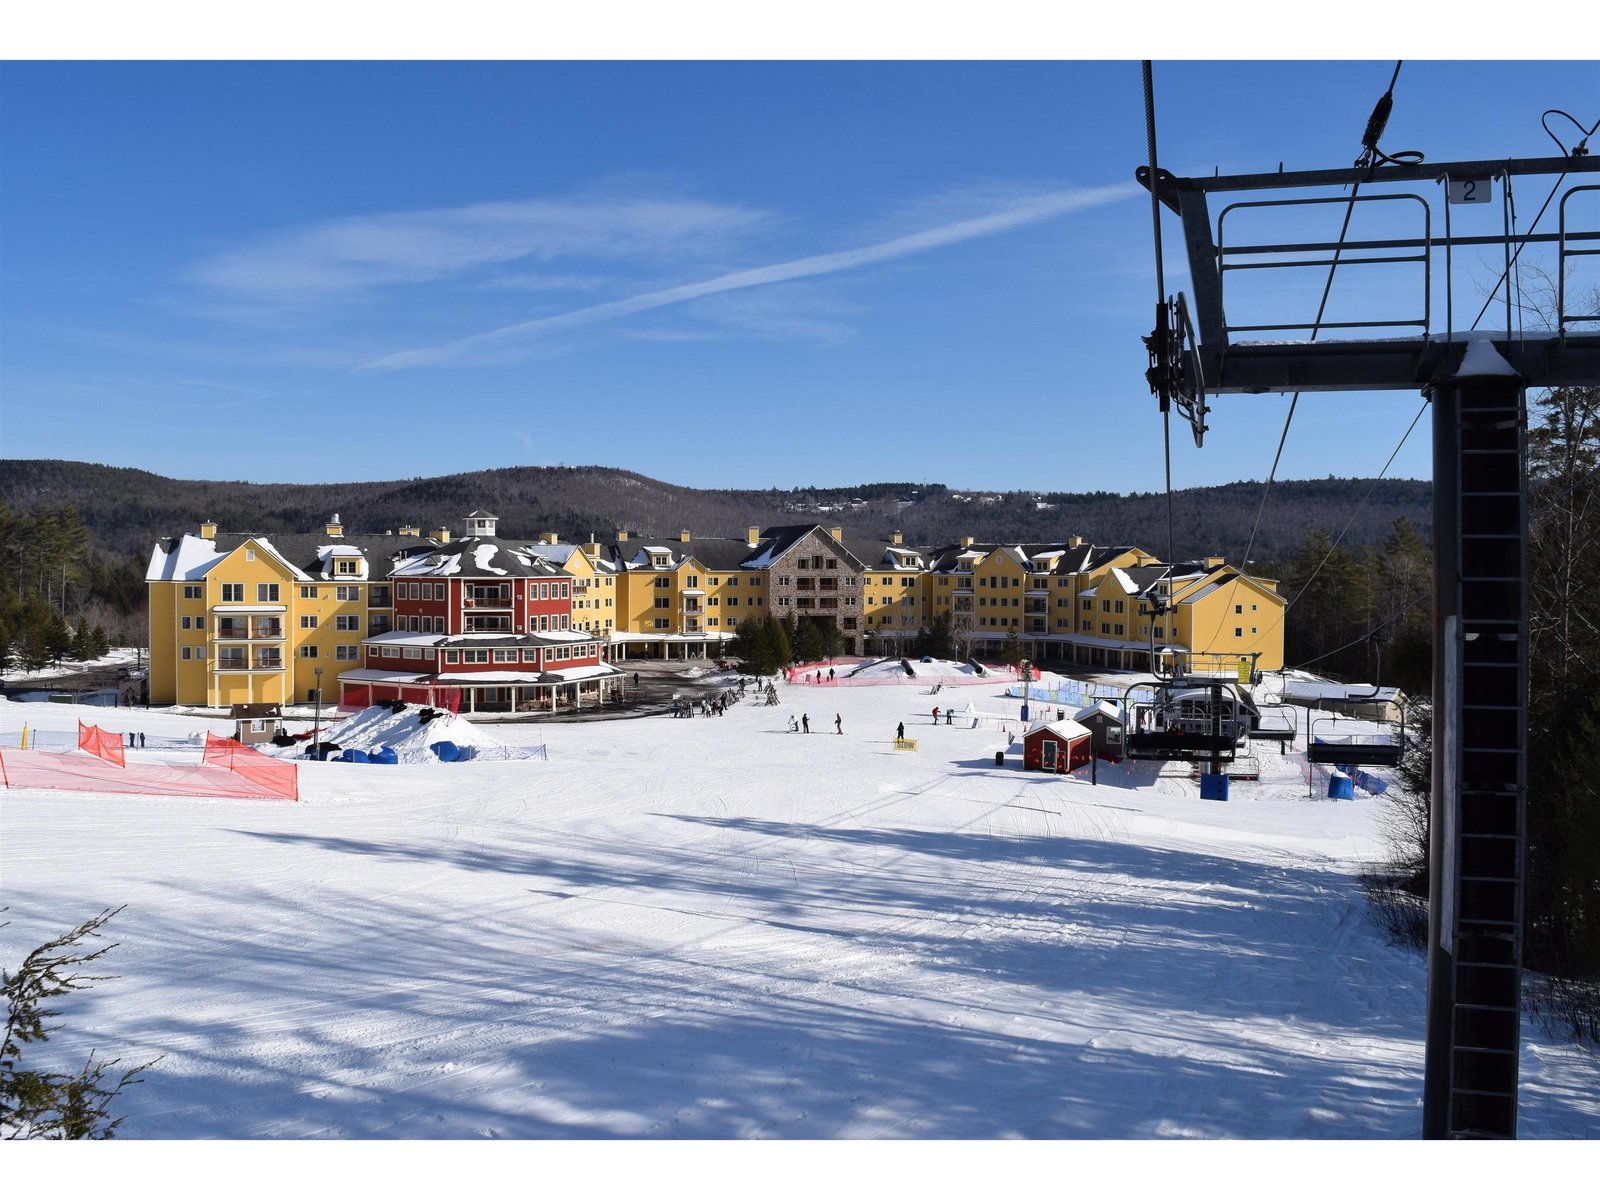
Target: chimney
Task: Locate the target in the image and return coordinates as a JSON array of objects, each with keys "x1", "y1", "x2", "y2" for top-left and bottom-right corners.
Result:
[
  {"x1": 399, "y1": 524, "x2": 421, "y2": 538},
  {"x1": 829, "y1": 526, "x2": 842, "y2": 542},
  {"x1": 583, "y1": 541, "x2": 602, "y2": 557},
  {"x1": 960, "y1": 536, "x2": 975, "y2": 549},
  {"x1": 891, "y1": 531, "x2": 903, "y2": 546},
  {"x1": 1204, "y1": 556, "x2": 1225, "y2": 569},
  {"x1": 616, "y1": 530, "x2": 629, "y2": 543},
  {"x1": 679, "y1": 529, "x2": 692, "y2": 543},
  {"x1": 1068, "y1": 535, "x2": 1083, "y2": 548},
  {"x1": 200, "y1": 520, "x2": 217, "y2": 539},
  {"x1": 431, "y1": 527, "x2": 451, "y2": 544},
  {"x1": 542, "y1": 531, "x2": 560, "y2": 545},
  {"x1": 747, "y1": 525, "x2": 760, "y2": 547}
]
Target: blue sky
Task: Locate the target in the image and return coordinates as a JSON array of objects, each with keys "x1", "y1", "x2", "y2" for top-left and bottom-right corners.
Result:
[{"x1": 1, "y1": 58, "x2": 1595, "y2": 491}]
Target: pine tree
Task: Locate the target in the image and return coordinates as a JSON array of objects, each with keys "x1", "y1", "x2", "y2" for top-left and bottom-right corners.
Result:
[{"x1": 1, "y1": 906, "x2": 158, "y2": 1138}]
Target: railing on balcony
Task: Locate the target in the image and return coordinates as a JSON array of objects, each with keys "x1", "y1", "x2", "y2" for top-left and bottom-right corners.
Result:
[
  {"x1": 216, "y1": 621, "x2": 283, "y2": 640},
  {"x1": 464, "y1": 617, "x2": 513, "y2": 632}
]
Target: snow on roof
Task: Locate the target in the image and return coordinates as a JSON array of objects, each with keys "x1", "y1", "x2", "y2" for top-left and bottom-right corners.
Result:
[
  {"x1": 643, "y1": 545, "x2": 673, "y2": 555},
  {"x1": 335, "y1": 668, "x2": 431, "y2": 684},
  {"x1": 1028, "y1": 719, "x2": 1091, "y2": 741},
  {"x1": 1282, "y1": 679, "x2": 1402, "y2": 703},
  {"x1": 316, "y1": 544, "x2": 369, "y2": 580},
  {"x1": 1078, "y1": 586, "x2": 1098, "y2": 598},
  {"x1": 473, "y1": 543, "x2": 507, "y2": 575},
  {"x1": 1074, "y1": 701, "x2": 1122, "y2": 723},
  {"x1": 362, "y1": 631, "x2": 445, "y2": 647},
  {"x1": 392, "y1": 552, "x2": 461, "y2": 577},
  {"x1": 1109, "y1": 567, "x2": 1138, "y2": 595},
  {"x1": 147, "y1": 534, "x2": 227, "y2": 582}
]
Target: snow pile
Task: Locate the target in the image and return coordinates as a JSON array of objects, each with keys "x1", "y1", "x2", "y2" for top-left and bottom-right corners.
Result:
[
  {"x1": 849, "y1": 657, "x2": 1000, "y2": 683},
  {"x1": 287, "y1": 705, "x2": 542, "y2": 764}
]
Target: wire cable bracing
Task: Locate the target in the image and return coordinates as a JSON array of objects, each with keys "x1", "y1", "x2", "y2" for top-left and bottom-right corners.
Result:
[{"x1": 1468, "y1": 107, "x2": 1599, "y2": 334}]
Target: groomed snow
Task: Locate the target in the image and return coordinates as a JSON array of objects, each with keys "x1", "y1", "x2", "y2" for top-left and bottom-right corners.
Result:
[{"x1": 1, "y1": 683, "x2": 1595, "y2": 1139}]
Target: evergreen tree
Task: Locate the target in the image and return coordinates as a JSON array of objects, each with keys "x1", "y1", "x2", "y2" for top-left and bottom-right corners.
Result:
[
  {"x1": 792, "y1": 617, "x2": 824, "y2": 664},
  {"x1": 1, "y1": 906, "x2": 158, "y2": 1139},
  {"x1": 767, "y1": 615, "x2": 791, "y2": 668},
  {"x1": 91, "y1": 625, "x2": 110, "y2": 658},
  {"x1": 999, "y1": 629, "x2": 1023, "y2": 666}
]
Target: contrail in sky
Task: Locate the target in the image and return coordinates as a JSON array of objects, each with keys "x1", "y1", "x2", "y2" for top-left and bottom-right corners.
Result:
[{"x1": 363, "y1": 182, "x2": 1137, "y2": 369}]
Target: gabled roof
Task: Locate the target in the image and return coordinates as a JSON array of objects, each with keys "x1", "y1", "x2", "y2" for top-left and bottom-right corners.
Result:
[
  {"x1": 389, "y1": 537, "x2": 570, "y2": 579},
  {"x1": 753, "y1": 524, "x2": 868, "y2": 571}
]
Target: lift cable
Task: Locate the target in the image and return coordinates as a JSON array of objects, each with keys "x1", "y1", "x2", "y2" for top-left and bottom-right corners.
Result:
[
  {"x1": 1142, "y1": 60, "x2": 1176, "y2": 566},
  {"x1": 1283, "y1": 396, "x2": 1430, "y2": 614},
  {"x1": 1467, "y1": 107, "x2": 1599, "y2": 334},
  {"x1": 1287, "y1": 592, "x2": 1430, "y2": 672}
]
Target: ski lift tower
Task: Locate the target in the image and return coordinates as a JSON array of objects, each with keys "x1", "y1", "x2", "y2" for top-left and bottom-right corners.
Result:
[{"x1": 1138, "y1": 147, "x2": 1600, "y2": 1139}]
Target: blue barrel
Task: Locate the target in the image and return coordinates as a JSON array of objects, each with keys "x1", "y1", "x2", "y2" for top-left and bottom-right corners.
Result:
[
  {"x1": 429, "y1": 740, "x2": 461, "y2": 762},
  {"x1": 340, "y1": 748, "x2": 370, "y2": 764},
  {"x1": 1200, "y1": 773, "x2": 1230, "y2": 801},
  {"x1": 1328, "y1": 773, "x2": 1355, "y2": 800},
  {"x1": 370, "y1": 746, "x2": 399, "y2": 765}
]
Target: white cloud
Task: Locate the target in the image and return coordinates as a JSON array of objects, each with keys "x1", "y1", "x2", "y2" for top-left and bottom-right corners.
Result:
[
  {"x1": 189, "y1": 196, "x2": 767, "y2": 302},
  {"x1": 364, "y1": 181, "x2": 1138, "y2": 369}
]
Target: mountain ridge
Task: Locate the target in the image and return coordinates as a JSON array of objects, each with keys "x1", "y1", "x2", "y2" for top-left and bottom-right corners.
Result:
[{"x1": 0, "y1": 458, "x2": 1431, "y2": 566}]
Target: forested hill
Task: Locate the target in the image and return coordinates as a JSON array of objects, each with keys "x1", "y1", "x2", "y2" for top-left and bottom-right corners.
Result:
[{"x1": 0, "y1": 459, "x2": 1430, "y2": 563}]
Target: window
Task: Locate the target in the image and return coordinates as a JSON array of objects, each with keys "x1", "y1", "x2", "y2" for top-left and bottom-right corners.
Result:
[
  {"x1": 655, "y1": 597, "x2": 670, "y2": 608},
  {"x1": 560, "y1": 583, "x2": 569, "y2": 598},
  {"x1": 727, "y1": 596, "x2": 739, "y2": 607},
  {"x1": 245, "y1": 549, "x2": 256, "y2": 562},
  {"x1": 300, "y1": 645, "x2": 319, "y2": 658},
  {"x1": 1082, "y1": 599, "x2": 1092, "y2": 611},
  {"x1": 707, "y1": 596, "x2": 719, "y2": 607},
  {"x1": 1114, "y1": 600, "x2": 1124, "y2": 614},
  {"x1": 301, "y1": 615, "x2": 318, "y2": 629},
  {"x1": 1101, "y1": 622, "x2": 1110, "y2": 634},
  {"x1": 337, "y1": 585, "x2": 358, "y2": 601},
  {"x1": 218, "y1": 649, "x2": 246, "y2": 669},
  {"x1": 749, "y1": 576, "x2": 760, "y2": 586},
  {"x1": 1251, "y1": 627, "x2": 1258, "y2": 635},
  {"x1": 686, "y1": 575, "x2": 698, "y2": 588},
  {"x1": 1114, "y1": 624, "x2": 1124, "y2": 636},
  {"x1": 1235, "y1": 604, "x2": 1243, "y2": 615},
  {"x1": 777, "y1": 575, "x2": 790, "y2": 586},
  {"x1": 299, "y1": 585, "x2": 316, "y2": 599},
  {"x1": 369, "y1": 586, "x2": 390, "y2": 607},
  {"x1": 444, "y1": 650, "x2": 459, "y2": 664},
  {"x1": 824, "y1": 558, "x2": 836, "y2": 570},
  {"x1": 181, "y1": 646, "x2": 192, "y2": 660},
  {"x1": 523, "y1": 649, "x2": 541, "y2": 664},
  {"x1": 336, "y1": 559, "x2": 358, "y2": 575},
  {"x1": 222, "y1": 584, "x2": 244, "y2": 602},
  {"x1": 382, "y1": 647, "x2": 400, "y2": 659},
  {"x1": 181, "y1": 616, "x2": 192, "y2": 630},
  {"x1": 196, "y1": 647, "x2": 206, "y2": 660},
  {"x1": 405, "y1": 647, "x2": 427, "y2": 660},
  {"x1": 494, "y1": 650, "x2": 519, "y2": 663},
  {"x1": 1235, "y1": 627, "x2": 1243, "y2": 638},
  {"x1": 1101, "y1": 600, "x2": 1110, "y2": 613},
  {"x1": 335, "y1": 644, "x2": 360, "y2": 661},
  {"x1": 336, "y1": 615, "x2": 360, "y2": 631},
  {"x1": 183, "y1": 584, "x2": 203, "y2": 599},
  {"x1": 258, "y1": 584, "x2": 279, "y2": 602},
  {"x1": 708, "y1": 618, "x2": 719, "y2": 627},
  {"x1": 654, "y1": 618, "x2": 670, "y2": 629}
]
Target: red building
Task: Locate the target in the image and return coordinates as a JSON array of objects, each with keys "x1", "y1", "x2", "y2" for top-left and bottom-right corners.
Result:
[
  {"x1": 1022, "y1": 719, "x2": 1093, "y2": 774},
  {"x1": 339, "y1": 512, "x2": 623, "y2": 713}
]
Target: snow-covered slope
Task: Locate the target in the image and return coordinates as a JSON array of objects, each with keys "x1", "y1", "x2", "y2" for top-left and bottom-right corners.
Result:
[{"x1": 1, "y1": 686, "x2": 1594, "y2": 1139}]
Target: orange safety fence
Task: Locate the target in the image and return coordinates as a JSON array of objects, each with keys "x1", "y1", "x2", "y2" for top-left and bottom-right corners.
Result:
[
  {"x1": 77, "y1": 720, "x2": 126, "y2": 767},
  {"x1": 0, "y1": 747, "x2": 294, "y2": 800},
  {"x1": 203, "y1": 733, "x2": 300, "y2": 801}
]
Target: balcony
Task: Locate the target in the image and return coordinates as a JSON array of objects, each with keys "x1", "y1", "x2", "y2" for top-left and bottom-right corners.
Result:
[
  {"x1": 215, "y1": 620, "x2": 283, "y2": 640},
  {"x1": 683, "y1": 603, "x2": 703, "y2": 615},
  {"x1": 215, "y1": 654, "x2": 284, "y2": 672}
]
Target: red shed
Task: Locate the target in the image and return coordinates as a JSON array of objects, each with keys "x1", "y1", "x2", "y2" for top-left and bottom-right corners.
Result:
[{"x1": 1023, "y1": 719, "x2": 1093, "y2": 774}]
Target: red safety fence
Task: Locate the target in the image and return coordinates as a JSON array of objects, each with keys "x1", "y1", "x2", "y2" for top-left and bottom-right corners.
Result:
[
  {"x1": 0, "y1": 748, "x2": 294, "y2": 801},
  {"x1": 337, "y1": 683, "x2": 462, "y2": 714},
  {"x1": 77, "y1": 720, "x2": 126, "y2": 768},
  {"x1": 204, "y1": 733, "x2": 300, "y2": 801}
]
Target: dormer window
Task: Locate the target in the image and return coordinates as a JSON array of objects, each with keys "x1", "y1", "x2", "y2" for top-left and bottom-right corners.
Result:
[{"x1": 335, "y1": 559, "x2": 359, "y2": 575}]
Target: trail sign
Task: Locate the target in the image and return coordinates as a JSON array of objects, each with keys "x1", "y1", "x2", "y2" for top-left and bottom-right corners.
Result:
[{"x1": 1447, "y1": 177, "x2": 1492, "y2": 204}]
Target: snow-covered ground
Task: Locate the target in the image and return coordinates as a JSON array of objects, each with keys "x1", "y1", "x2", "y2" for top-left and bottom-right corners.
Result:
[
  {"x1": 1, "y1": 680, "x2": 1595, "y2": 1140},
  {"x1": 0, "y1": 645, "x2": 141, "y2": 685}
]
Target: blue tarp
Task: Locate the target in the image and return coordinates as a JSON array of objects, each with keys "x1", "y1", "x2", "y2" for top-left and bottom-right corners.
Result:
[
  {"x1": 430, "y1": 741, "x2": 462, "y2": 762},
  {"x1": 370, "y1": 746, "x2": 399, "y2": 765},
  {"x1": 339, "y1": 748, "x2": 370, "y2": 764}
]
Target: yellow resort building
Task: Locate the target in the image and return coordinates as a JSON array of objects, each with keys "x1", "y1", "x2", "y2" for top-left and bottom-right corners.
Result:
[{"x1": 148, "y1": 513, "x2": 1285, "y2": 705}]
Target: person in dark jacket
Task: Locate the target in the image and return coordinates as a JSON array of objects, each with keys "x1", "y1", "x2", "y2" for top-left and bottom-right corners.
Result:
[
  {"x1": 897, "y1": 722, "x2": 905, "y2": 741},
  {"x1": 801, "y1": 713, "x2": 810, "y2": 733}
]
